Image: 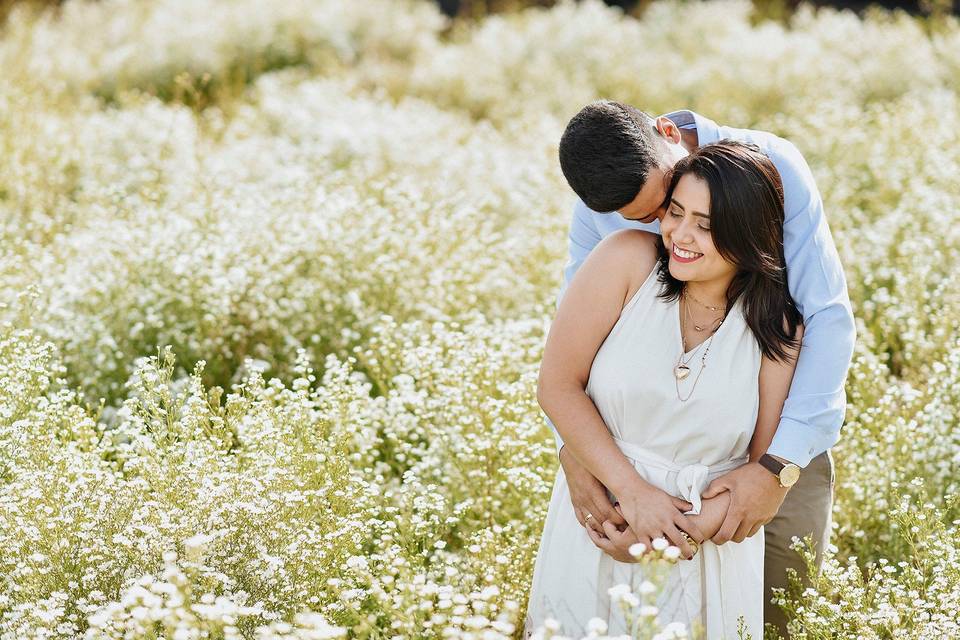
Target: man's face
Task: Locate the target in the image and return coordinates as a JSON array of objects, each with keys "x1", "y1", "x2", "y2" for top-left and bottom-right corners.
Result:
[
  {"x1": 616, "y1": 137, "x2": 689, "y2": 223},
  {"x1": 617, "y1": 164, "x2": 672, "y2": 223}
]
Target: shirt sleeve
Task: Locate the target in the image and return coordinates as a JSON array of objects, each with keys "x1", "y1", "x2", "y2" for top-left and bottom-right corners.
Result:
[
  {"x1": 547, "y1": 198, "x2": 603, "y2": 457},
  {"x1": 560, "y1": 198, "x2": 604, "y2": 302},
  {"x1": 767, "y1": 141, "x2": 857, "y2": 468}
]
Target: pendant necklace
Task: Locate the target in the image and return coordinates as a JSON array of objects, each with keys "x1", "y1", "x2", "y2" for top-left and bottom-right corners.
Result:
[{"x1": 674, "y1": 292, "x2": 725, "y2": 401}]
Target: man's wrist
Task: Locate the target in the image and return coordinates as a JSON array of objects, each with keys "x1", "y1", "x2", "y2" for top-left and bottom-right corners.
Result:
[{"x1": 756, "y1": 454, "x2": 799, "y2": 491}]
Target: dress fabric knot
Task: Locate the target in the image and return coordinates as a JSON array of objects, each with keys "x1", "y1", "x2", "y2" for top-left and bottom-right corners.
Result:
[{"x1": 675, "y1": 463, "x2": 710, "y2": 515}]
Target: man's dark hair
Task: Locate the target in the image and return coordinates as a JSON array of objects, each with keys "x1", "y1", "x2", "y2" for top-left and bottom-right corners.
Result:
[{"x1": 558, "y1": 100, "x2": 664, "y2": 213}]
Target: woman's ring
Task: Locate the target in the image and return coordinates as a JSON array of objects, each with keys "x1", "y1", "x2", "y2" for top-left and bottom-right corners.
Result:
[
  {"x1": 679, "y1": 530, "x2": 700, "y2": 556},
  {"x1": 584, "y1": 513, "x2": 594, "y2": 524}
]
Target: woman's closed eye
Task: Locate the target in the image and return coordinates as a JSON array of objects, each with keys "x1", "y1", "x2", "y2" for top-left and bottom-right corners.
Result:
[{"x1": 669, "y1": 208, "x2": 710, "y2": 231}]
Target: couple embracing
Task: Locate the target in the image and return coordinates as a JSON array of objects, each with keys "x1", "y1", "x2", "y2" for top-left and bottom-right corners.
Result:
[{"x1": 524, "y1": 102, "x2": 855, "y2": 639}]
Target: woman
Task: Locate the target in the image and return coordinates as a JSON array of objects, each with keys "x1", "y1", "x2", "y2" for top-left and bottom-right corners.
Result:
[{"x1": 525, "y1": 141, "x2": 804, "y2": 639}]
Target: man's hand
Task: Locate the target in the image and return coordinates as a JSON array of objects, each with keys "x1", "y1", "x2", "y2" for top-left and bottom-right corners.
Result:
[
  {"x1": 700, "y1": 461, "x2": 790, "y2": 544},
  {"x1": 560, "y1": 445, "x2": 627, "y2": 537}
]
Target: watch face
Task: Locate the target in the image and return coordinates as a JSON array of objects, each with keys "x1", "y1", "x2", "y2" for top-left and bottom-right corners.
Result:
[{"x1": 780, "y1": 465, "x2": 801, "y2": 487}]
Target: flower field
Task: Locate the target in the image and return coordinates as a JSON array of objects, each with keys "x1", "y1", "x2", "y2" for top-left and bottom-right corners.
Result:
[{"x1": 2, "y1": 0, "x2": 960, "y2": 637}]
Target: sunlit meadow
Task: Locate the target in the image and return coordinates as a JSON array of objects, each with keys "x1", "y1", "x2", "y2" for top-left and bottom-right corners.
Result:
[{"x1": 2, "y1": 0, "x2": 960, "y2": 637}]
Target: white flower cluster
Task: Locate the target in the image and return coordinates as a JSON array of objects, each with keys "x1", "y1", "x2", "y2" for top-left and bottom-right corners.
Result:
[
  {"x1": 777, "y1": 494, "x2": 960, "y2": 638},
  {"x1": 0, "y1": 0, "x2": 445, "y2": 101},
  {"x1": 2, "y1": 0, "x2": 960, "y2": 638},
  {"x1": 83, "y1": 551, "x2": 347, "y2": 640}
]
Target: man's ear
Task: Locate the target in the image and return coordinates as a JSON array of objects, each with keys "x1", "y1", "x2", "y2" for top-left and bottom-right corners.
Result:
[{"x1": 655, "y1": 116, "x2": 683, "y2": 145}]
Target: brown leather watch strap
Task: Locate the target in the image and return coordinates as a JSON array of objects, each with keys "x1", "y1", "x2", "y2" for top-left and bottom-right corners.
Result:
[{"x1": 758, "y1": 453, "x2": 785, "y2": 476}]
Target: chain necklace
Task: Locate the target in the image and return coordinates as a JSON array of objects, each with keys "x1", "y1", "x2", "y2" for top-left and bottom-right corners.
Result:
[
  {"x1": 685, "y1": 288, "x2": 726, "y2": 313},
  {"x1": 674, "y1": 293, "x2": 725, "y2": 402},
  {"x1": 684, "y1": 292, "x2": 724, "y2": 332}
]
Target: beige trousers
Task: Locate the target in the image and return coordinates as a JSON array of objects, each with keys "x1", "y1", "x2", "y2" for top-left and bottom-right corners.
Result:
[{"x1": 762, "y1": 449, "x2": 835, "y2": 639}]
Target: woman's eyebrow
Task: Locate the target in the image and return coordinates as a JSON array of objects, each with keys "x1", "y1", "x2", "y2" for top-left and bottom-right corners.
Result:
[{"x1": 669, "y1": 198, "x2": 710, "y2": 218}]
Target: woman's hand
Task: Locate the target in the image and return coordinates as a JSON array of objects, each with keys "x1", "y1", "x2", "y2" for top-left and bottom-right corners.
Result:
[
  {"x1": 560, "y1": 445, "x2": 627, "y2": 537},
  {"x1": 590, "y1": 489, "x2": 728, "y2": 562},
  {"x1": 593, "y1": 475, "x2": 706, "y2": 561}
]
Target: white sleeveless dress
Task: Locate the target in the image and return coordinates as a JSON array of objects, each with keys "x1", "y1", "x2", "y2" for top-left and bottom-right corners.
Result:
[{"x1": 525, "y1": 265, "x2": 764, "y2": 639}]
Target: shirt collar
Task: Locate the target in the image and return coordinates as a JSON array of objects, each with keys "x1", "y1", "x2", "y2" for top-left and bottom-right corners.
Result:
[{"x1": 661, "y1": 109, "x2": 722, "y2": 145}]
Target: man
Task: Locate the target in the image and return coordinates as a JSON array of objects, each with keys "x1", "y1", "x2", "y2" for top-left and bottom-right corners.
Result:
[{"x1": 549, "y1": 100, "x2": 855, "y2": 637}]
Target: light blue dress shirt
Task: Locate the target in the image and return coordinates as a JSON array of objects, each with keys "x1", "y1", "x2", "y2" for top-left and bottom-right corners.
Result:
[{"x1": 547, "y1": 109, "x2": 856, "y2": 468}]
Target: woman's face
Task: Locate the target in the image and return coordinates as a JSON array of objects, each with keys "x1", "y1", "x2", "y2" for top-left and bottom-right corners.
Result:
[{"x1": 660, "y1": 173, "x2": 737, "y2": 284}]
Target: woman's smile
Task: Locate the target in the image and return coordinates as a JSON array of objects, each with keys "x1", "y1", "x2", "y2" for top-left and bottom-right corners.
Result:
[{"x1": 672, "y1": 243, "x2": 704, "y2": 263}]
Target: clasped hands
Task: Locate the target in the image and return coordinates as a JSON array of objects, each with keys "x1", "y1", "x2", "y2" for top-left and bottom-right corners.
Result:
[{"x1": 561, "y1": 446, "x2": 789, "y2": 562}]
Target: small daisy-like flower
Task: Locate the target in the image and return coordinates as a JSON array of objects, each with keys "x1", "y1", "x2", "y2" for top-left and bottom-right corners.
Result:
[
  {"x1": 586, "y1": 617, "x2": 608, "y2": 634},
  {"x1": 607, "y1": 584, "x2": 631, "y2": 598}
]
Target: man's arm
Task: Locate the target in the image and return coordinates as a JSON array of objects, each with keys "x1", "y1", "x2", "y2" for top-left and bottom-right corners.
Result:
[{"x1": 768, "y1": 141, "x2": 856, "y2": 468}]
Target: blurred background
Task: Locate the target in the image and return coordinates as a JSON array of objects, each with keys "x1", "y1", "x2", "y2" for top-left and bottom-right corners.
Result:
[
  {"x1": 431, "y1": 0, "x2": 960, "y2": 17},
  {"x1": 3, "y1": 0, "x2": 960, "y2": 23}
]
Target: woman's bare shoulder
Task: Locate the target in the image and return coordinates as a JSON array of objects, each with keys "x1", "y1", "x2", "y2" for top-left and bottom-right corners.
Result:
[
  {"x1": 592, "y1": 229, "x2": 660, "y2": 285},
  {"x1": 594, "y1": 228, "x2": 658, "y2": 258}
]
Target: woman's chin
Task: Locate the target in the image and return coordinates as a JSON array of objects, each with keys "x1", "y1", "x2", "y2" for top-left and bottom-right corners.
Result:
[{"x1": 668, "y1": 262, "x2": 694, "y2": 281}]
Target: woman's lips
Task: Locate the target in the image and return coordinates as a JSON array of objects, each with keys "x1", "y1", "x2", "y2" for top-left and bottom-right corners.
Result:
[{"x1": 672, "y1": 243, "x2": 704, "y2": 263}]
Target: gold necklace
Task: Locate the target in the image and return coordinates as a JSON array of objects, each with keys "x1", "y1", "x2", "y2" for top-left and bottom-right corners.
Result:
[
  {"x1": 684, "y1": 292, "x2": 724, "y2": 332},
  {"x1": 674, "y1": 296, "x2": 724, "y2": 402},
  {"x1": 685, "y1": 288, "x2": 726, "y2": 313}
]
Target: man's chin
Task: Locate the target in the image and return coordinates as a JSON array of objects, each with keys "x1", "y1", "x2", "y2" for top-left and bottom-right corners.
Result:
[{"x1": 621, "y1": 212, "x2": 658, "y2": 224}]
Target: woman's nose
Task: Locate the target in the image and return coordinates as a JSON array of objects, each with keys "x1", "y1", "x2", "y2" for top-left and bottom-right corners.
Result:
[{"x1": 675, "y1": 217, "x2": 696, "y2": 242}]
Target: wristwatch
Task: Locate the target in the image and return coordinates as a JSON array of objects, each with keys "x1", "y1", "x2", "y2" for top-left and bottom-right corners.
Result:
[{"x1": 758, "y1": 454, "x2": 801, "y2": 488}]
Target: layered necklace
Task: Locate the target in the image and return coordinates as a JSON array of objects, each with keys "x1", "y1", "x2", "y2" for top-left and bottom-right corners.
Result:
[{"x1": 674, "y1": 289, "x2": 727, "y2": 402}]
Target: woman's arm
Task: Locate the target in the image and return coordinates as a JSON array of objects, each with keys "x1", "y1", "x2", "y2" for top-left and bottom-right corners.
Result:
[
  {"x1": 537, "y1": 229, "x2": 656, "y2": 495},
  {"x1": 538, "y1": 229, "x2": 704, "y2": 558},
  {"x1": 687, "y1": 319, "x2": 804, "y2": 540},
  {"x1": 749, "y1": 321, "x2": 805, "y2": 463}
]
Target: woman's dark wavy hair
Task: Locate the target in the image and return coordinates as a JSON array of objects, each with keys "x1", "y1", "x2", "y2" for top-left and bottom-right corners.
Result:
[{"x1": 656, "y1": 140, "x2": 802, "y2": 362}]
